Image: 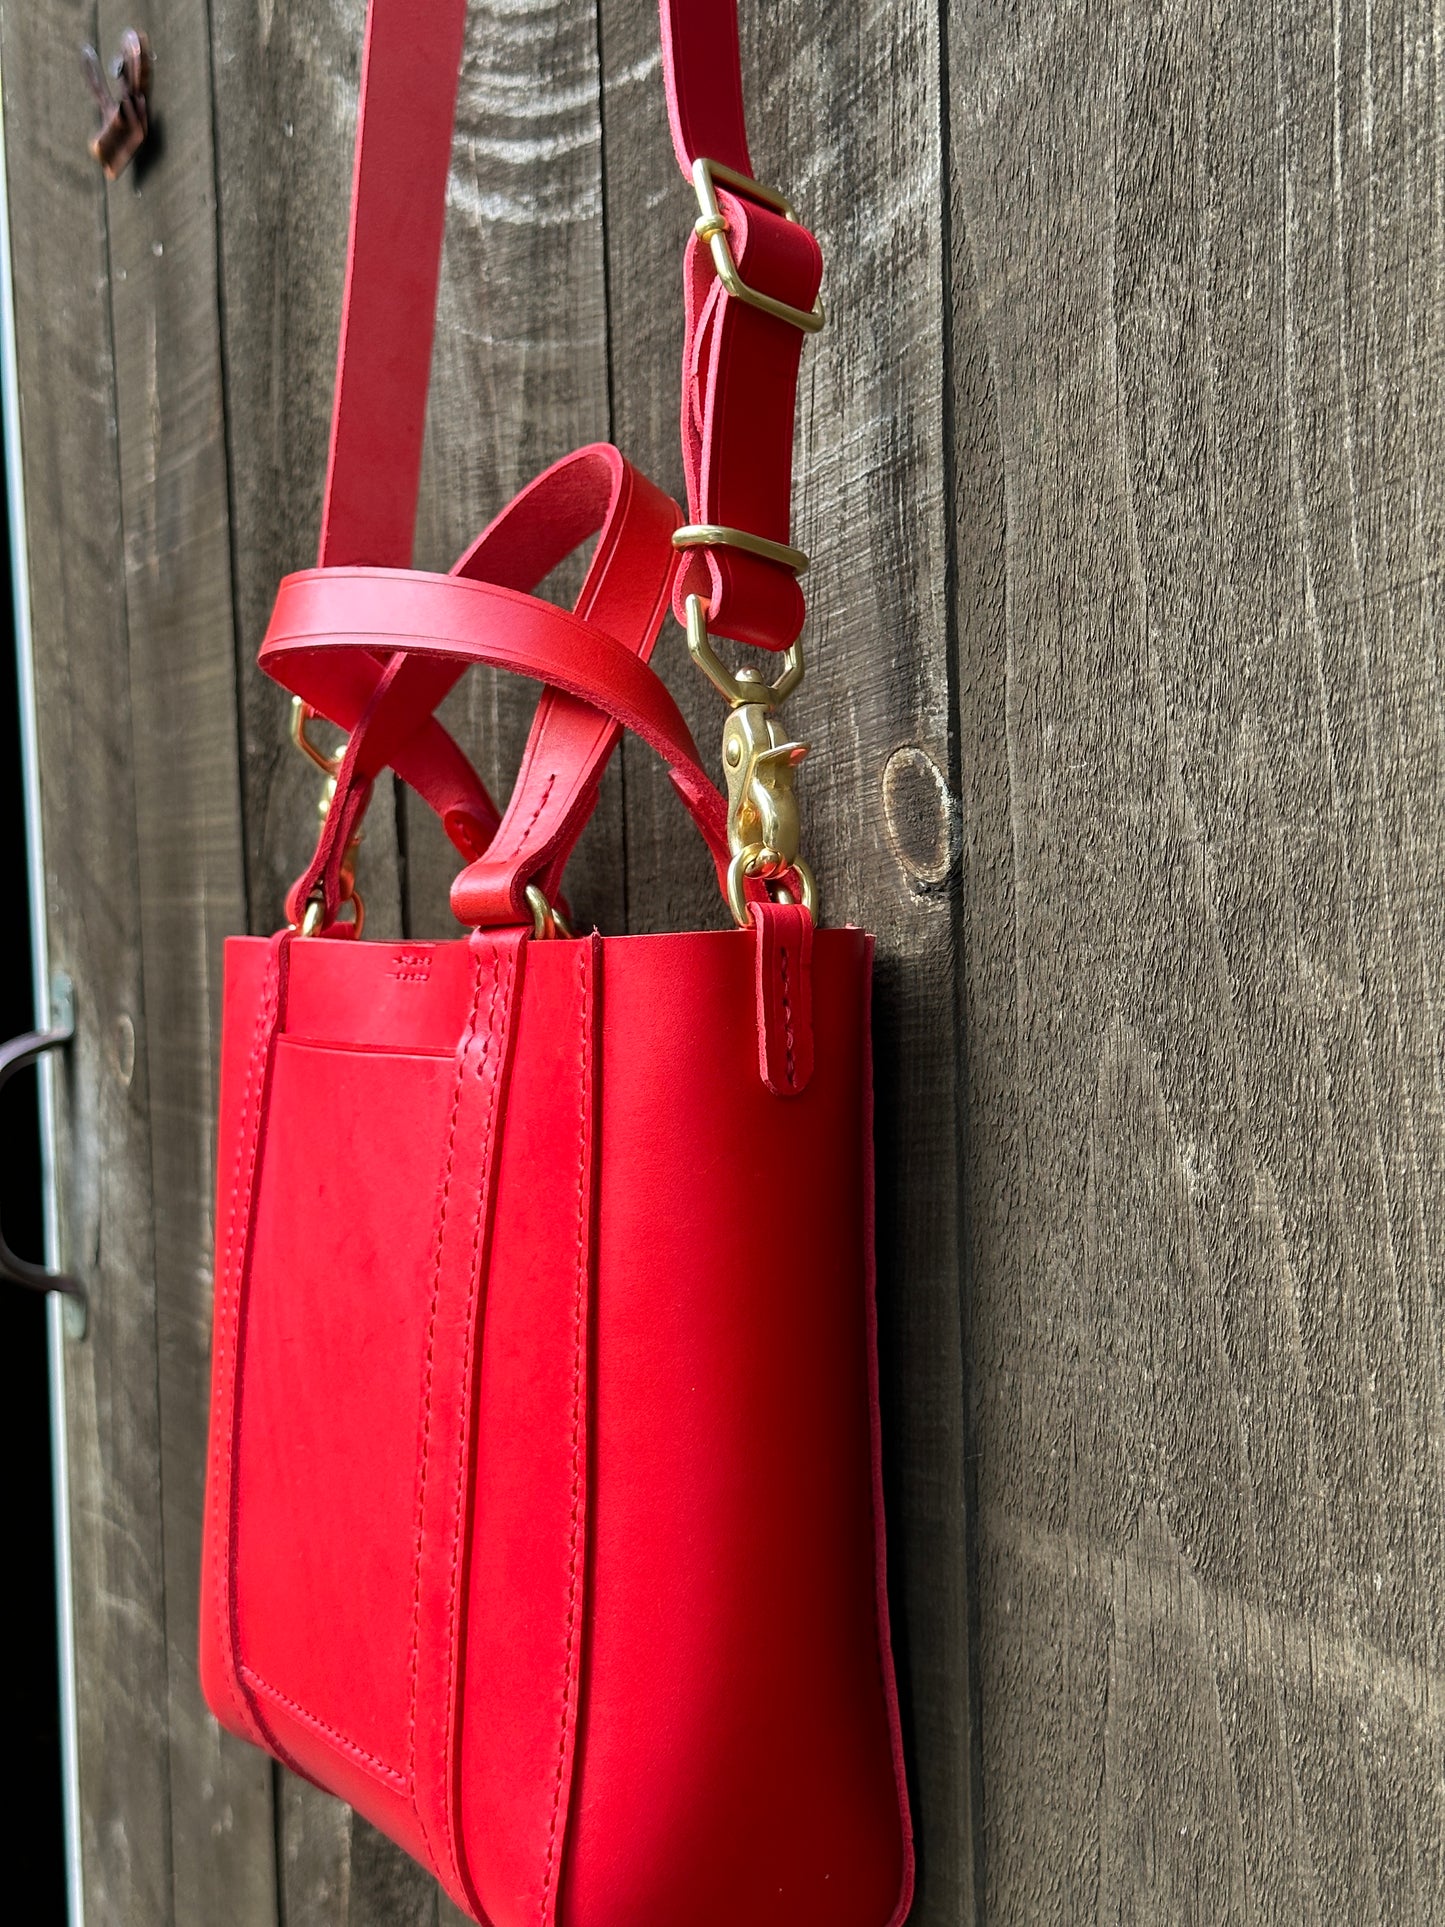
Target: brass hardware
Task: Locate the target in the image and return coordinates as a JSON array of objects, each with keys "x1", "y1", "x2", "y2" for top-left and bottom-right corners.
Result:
[
  {"x1": 684, "y1": 595, "x2": 818, "y2": 928},
  {"x1": 726, "y1": 849, "x2": 816, "y2": 929},
  {"x1": 82, "y1": 31, "x2": 152, "y2": 181},
  {"x1": 685, "y1": 594, "x2": 803, "y2": 710},
  {"x1": 691, "y1": 158, "x2": 825, "y2": 334},
  {"x1": 672, "y1": 523, "x2": 809, "y2": 577},
  {"x1": 719, "y1": 675, "x2": 814, "y2": 927},
  {"x1": 525, "y1": 885, "x2": 572, "y2": 942},
  {"x1": 289, "y1": 697, "x2": 346, "y2": 779},
  {"x1": 299, "y1": 889, "x2": 365, "y2": 940},
  {"x1": 289, "y1": 697, "x2": 365, "y2": 933},
  {"x1": 679, "y1": 154, "x2": 826, "y2": 922}
]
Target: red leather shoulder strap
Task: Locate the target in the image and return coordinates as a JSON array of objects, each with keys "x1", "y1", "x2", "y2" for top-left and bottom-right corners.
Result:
[
  {"x1": 284, "y1": 0, "x2": 820, "y2": 930},
  {"x1": 320, "y1": 0, "x2": 468, "y2": 568},
  {"x1": 317, "y1": 0, "x2": 818, "y2": 644},
  {"x1": 658, "y1": 1, "x2": 752, "y2": 177},
  {"x1": 657, "y1": 0, "x2": 823, "y2": 653}
]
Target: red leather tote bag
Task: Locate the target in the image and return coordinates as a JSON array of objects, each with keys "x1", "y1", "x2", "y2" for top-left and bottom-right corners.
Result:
[{"x1": 199, "y1": 5, "x2": 913, "y2": 1924}]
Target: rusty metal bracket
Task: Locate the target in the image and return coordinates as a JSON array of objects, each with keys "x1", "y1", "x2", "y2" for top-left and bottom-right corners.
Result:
[{"x1": 81, "y1": 30, "x2": 151, "y2": 181}]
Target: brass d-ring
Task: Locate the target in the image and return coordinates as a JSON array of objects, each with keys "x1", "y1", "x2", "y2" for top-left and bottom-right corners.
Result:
[
  {"x1": 297, "y1": 889, "x2": 365, "y2": 939},
  {"x1": 524, "y1": 885, "x2": 572, "y2": 941},
  {"x1": 725, "y1": 850, "x2": 817, "y2": 929}
]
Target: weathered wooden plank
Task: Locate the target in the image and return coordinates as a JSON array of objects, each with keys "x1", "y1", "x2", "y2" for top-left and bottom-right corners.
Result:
[
  {"x1": 0, "y1": 1, "x2": 172, "y2": 1917},
  {"x1": 598, "y1": 4, "x2": 976, "y2": 1921},
  {"x1": 407, "y1": 0, "x2": 615, "y2": 937},
  {"x1": 275, "y1": 1773, "x2": 448, "y2": 1927},
  {"x1": 93, "y1": 0, "x2": 280, "y2": 1916},
  {"x1": 209, "y1": 0, "x2": 402, "y2": 948},
  {"x1": 950, "y1": 0, "x2": 1445, "y2": 1918}
]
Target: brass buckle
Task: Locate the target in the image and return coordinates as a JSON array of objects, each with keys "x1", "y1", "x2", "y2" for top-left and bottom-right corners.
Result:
[
  {"x1": 672, "y1": 522, "x2": 809, "y2": 576},
  {"x1": 691, "y1": 158, "x2": 825, "y2": 334}
]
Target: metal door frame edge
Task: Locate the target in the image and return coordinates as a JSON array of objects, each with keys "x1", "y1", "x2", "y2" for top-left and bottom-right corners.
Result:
[{"x1": 0, "y1": 48, "x2": 85, "y2": 1927}]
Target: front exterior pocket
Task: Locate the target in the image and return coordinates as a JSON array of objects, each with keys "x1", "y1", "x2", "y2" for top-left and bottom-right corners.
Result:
[{"x1": 230, "y1": 1036, "x2": 458, "y2": 1789}]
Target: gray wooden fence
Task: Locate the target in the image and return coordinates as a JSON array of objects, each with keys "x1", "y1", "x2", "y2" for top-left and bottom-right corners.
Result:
[{"x1": 5, "y1": 0, "x2": 1443, "y2": 1921}]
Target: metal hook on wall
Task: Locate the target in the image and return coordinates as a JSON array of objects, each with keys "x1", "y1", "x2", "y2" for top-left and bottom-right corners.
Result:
[
  {"x1": 81, "y1": 30, "x2": 152, "y2": 181},
  {"x1": 0, "y1": 973, "x2": 85, "y2": 1328}
]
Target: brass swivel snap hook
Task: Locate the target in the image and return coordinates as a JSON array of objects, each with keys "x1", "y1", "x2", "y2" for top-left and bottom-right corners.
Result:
[
  {"x1": 720, "y1": 674, "x2": 816, "y2": 928},
  {"x1": 684, "y1": 595, "x2": 817, "y2": 927},
  {"x1": 290, "y1": 699, "x2": 366, "y2": 937}
]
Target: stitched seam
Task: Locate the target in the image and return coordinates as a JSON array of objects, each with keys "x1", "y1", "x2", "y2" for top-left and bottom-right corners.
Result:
[
  {"x1": 210, "y1": 954, "x2": 280, "y2": 1738},
  {"x1": 539, "y1": 947, "x2": 590, "y2": 1921},
  {"x1": 406, "y1": 943, "x2": 489, "y2": 1817},
  {"x1": 779, "y1": 941, "x2": 797, "y2": 1090},
  {"x1": 436, "y1": 945, "x2": 509, "y2": 1881},
  {"x1": 239, "y1": 1666, "x2": 408, "y2": 1792},
  {"x1": 513, "y1": 770, "x2": 556, "y2": 855}
]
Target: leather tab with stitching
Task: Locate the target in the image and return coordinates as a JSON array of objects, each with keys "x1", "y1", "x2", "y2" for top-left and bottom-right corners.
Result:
[{"x1": 750, "y1": 901, "x2": 814, "y2": 1096}]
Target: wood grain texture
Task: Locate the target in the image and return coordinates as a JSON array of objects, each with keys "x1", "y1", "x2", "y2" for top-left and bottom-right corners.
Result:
[
  {"x1": 0, "y1": 3, "x2": 173, "y2": 1918},
  {"x1": 209, "y1": 0, "x2": 402, "y2": 947},
  {"x1": 950, "y1": 0, "x2": 1445, "y2": 1919},
  {"x1": 94, "y1": 0, "x2": 279, "y2": 1915}
]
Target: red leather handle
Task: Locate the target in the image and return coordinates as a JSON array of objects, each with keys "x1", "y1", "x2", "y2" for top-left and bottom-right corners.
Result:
[
  {"x1": 276, "y1": 447, "x2": 686, "y2": 929},
  {"x1": 261, "y1": 564, "x2": 736, "y2": 925}
]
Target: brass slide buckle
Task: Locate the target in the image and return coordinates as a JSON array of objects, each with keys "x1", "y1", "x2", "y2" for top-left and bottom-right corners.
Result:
[
  {"x1": 672, "y1": 521, "x2": 809, "y2": 577},
  {"x1": 691, "y1": 158, "x2": 825, "y2": 335}
]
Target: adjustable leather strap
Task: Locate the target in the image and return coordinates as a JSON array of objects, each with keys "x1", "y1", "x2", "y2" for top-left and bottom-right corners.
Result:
[
  {"x1": 320, "y1": 0, "x2": 467, "y2": 568},
  {"x1": 301, "y1": 0, "x2": 508, "y2": 861},
  {"x1": 659, "y1": 0, "x2": 823, "y2": 652}
]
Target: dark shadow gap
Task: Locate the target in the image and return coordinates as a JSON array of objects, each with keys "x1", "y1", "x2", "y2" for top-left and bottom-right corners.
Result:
[{"x1": 0, "y1": 369, "x2": 67, "y2": 1922}]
